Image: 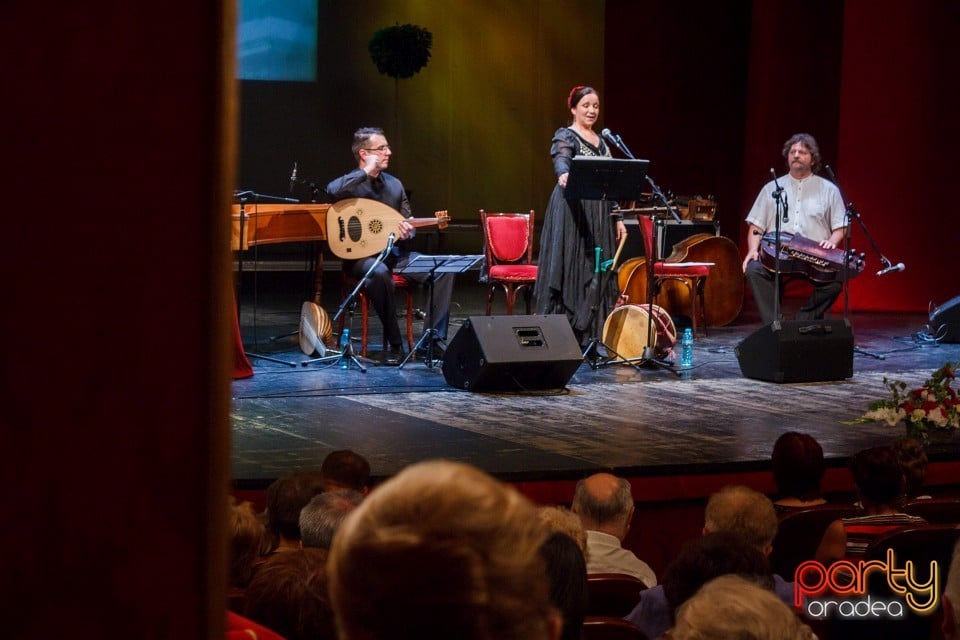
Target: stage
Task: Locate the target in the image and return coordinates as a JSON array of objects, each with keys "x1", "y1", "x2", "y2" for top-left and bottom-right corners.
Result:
[{"x1": 231, "y1": 271, "x2": 960, "y2": 488}]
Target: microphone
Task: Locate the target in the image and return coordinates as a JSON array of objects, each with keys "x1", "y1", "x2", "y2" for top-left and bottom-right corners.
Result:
[
  {"x1": 824, "y1": 164, "x2": 836, "y2": 182},
  {"x1": 876, "y1": 262, "x2": 905, "y2": 277},
  {"x1": 289, "y1": 161, "x2": 298, "y2": 193},
  {"x1": 770, "y1": 168, "x2": 788, "y2": 222},
  {"x1": 601, "y1": 128, "x2": 628, "y2": 157},
  {"x1": 386, "y1": 232, "x2": 396, "y2": 251}
]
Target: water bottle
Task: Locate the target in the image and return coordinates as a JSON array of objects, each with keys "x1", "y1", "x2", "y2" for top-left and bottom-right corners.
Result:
[
  {"x1": 680, "y1": 327, "x2": 694, "y2": 376},
  {"x1": 339, "y1": 328, "x2": 350, "y2": 370}
]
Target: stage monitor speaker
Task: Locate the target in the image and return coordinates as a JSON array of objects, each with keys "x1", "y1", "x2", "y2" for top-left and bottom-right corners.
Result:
[
  {"x1": 930, "y1": 295, "x2": 960, "y2": 343},
  {"x1": 442, "y1": 315, "x2": 582, "y2": 392},
  {"x1": 735, "y1": 319, "x2": 853, "y2": 383}
]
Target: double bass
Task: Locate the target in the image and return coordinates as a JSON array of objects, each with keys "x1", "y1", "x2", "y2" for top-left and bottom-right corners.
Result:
[{"x1": 617, "y1": 234, "x2": 744, "y2": 327}]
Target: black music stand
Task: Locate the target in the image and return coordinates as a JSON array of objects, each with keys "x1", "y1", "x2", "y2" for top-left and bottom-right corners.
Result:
[
  {"x1": 564, "y1": 158, "x2": 650, "y2": 369},
  {"x1": 565, "y1": 157, "x2": 650, "y2": 201},
  {"x1": 397, "y1": 254, "x2": 484, "y2": 369}
]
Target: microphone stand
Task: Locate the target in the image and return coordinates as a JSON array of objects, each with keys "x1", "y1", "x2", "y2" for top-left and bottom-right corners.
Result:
[
  {"x1": 300, "y1": 238, "x2": 397, "y2": 372},
  {"x1": 234, "y1": 190, "x2": 301, "y2": 367},
  {"x1": 824, "y1": 166, "x2": 889, "y2": 360},
  {"x1": 769, "y1": 171, "x2": 788, "y2": 325}
]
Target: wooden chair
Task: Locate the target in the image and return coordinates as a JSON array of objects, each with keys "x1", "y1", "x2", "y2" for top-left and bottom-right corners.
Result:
[
  {"x1": 480, "y1": 209, "x2": 538, "y2": 315},
  {"x1": 637, "y1": 214, "x2": 710, "y2": 336},
  {"x1": 582, "y1": 616, "x2": 648, "y2": 640},
  {"x1": 902, "y1": 497, "x2": 960, "y2": 524},
  {"x1": 338, "y1": 272, "x2": 414, "y2": 356},
  {"x1": 586, "y1": 572, "x2": 648, "y2": 617},
  {"x1": 769, "y1": 504, "x2": 860, "y2": 579}
]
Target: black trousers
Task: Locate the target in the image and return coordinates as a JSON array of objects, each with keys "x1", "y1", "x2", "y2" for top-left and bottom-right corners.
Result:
[{"x1": 744, "y1": 260, "x2": 842, "y2": 326}]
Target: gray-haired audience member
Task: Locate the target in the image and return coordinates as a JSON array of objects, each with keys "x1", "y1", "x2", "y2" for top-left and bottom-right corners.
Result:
[
  {"x1": 571, "y1": 472, "x2": 656, "y2": 587},
  {"x1": 299, "y1": 488, "x2": 364, "y2": 549}
]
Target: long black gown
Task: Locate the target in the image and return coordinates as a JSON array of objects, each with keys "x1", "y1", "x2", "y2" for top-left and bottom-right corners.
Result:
[{"x1": 533, "y1": 127, "x2": 619, "y2": 343}]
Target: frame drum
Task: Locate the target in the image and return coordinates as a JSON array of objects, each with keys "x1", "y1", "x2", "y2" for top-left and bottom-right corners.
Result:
[{"x1": 602, "y1": 304, "x2": 677, "y2": 360}]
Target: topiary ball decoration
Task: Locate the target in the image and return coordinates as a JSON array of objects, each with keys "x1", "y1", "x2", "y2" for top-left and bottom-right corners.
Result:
[{"x1": 368, "y1": 24, "x2": 432, "y2": 79}]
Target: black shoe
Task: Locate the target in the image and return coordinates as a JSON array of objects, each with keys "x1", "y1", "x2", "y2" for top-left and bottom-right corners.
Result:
[{"x1": 379, "y1": 345, "x2": 403, "y2": 366}]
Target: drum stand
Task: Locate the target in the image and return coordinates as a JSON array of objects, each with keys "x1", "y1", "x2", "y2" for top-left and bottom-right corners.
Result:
[{"x1": 582, "y1": 246, "x2": 642, "y2": 371}]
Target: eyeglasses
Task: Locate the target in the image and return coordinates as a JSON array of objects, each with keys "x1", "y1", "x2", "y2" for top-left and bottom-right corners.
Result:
[{"x1": 362, "y1": 145, "x2": 391, "y2": 152}]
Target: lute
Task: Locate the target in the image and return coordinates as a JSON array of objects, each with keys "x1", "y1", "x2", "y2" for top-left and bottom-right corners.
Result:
[{"x1": 326, "y1": 197, "x2": 450, "y2": 259}]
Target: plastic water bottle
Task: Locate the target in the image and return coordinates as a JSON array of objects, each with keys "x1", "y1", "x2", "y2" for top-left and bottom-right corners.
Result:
[
  {"x1": 680, "y1": 327, "x2": 694, "y2": 377},
  {"x1": 339, "y1": 328, "x2": 350, "y2": 370}
]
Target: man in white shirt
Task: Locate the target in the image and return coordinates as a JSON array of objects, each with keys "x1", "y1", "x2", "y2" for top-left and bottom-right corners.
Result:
[
  {"x1": 571, "y1": 472, "x2": 656, "y2": 587},
  {"x1": 741, "y1": 133, "x2": 848, "y2": 325}
]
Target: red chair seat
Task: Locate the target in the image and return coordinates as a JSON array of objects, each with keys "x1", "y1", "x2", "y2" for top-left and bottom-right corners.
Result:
[
  {"x1": 339, "y1": 272, "x2": 415, "y2": 356},
  {"x1": 652, "y1": 264, "x2": 711, "y2": 277},
  {"x1": 489, "y1": 264, "x2": 539, "y2": 280}
]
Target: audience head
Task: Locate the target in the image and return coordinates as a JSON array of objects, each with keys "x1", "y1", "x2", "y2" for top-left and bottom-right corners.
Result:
[
  {"x1": 328, "y1": 460, "x2": 560, "y2": 640},
  {"x1": 771, "y1": 431, "x2": 825, "y2": 502},
  {"x1": 320, "y1": 450, "x2": 371, "y2": 493},
  {"x1": 244, "y1": 547, "x2": 335, "y2": 640},
  {"x1": 670, "y1": 574, "x2": 815, "y2": 639},
  {"x1": 892, "y1": 437, "x2": 928, "y2": 499},
  {"x1": 539, "y1": 532, "x2": 588, "y2": 640},
  {"x1": 849, "y1": 445, "x2": 904, "y2": 507},
  {"x1": 266, "y1": 471, "x2": 325, "y2": 544},
  {"x1": 571, "y1": 473, "x2": 634, "y2": 540},
  {"x1": 538, "y1": 505, "x2": 587, "y2": 556},
  {"x1": 704, "y1": 485, "x2": 778, "y2": 554},
  {"x1": 299, "y1": 488, "x2": 364, "y2": 549},
  {"x1": 228, "y1": 497, "x2": 271, "y2": 588},
  {"x1": 943, "y1": 539, "x2": 960, "y2": 639},
  {"x1": 662, "y1": 531, "x2": 774, "y2": 619}
]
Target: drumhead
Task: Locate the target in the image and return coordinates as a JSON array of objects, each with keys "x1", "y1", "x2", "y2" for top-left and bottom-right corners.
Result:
[
  {"x1": 602, "y1": 304, "x2": 676, "y2": 361},
  {"x1": 299, "y1": 301, "x2": 329, "y2": 356}
]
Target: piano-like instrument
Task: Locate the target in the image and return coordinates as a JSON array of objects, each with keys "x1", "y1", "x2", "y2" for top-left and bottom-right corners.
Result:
[{"x1": 231, "y1": 203, "x2": 331, "y2": 302}]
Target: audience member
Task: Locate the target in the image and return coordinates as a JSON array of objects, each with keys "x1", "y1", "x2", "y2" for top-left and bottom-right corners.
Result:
[
  {"x1": 943, "y1": 539, "x2": 960, "y2": 639},
  {"x1": 328, "y1": 460, "x2": 562, "y2": 640},
  {"x1": 571, "y1": 473, "x2": 656, "y2": 587},
  {"x1": 320, "y1": 449, "x2": 371, "y2": 493},
  {"x1": 243, "y1": 547, "x2": 336, "y2": 640},
  {"x1": 892, "y1": 436, "x2": 931, "y2": 500},
  {"x1": 771, "y1": 431, "x2": 827, "y2": 513},
  {"x1": 669, "y1": 575, "x2": 816, "y2": 640},
  {"x1": 265, "y1": 470, "x2": 325, "y2": 553},
  {"x1": 538, "y1": 505, "x2": 588, "y2": 557},
  {"x1": 299, "y1": 488, "x2": 364, "y2": 549},
  {"x1": 625, "y1": 485, "x2": 789, "y2": 639},
  {"x1": 540, "y1": 532, "x2": 589, "y2": 640},
  {"x1": 815, "y1": 445, "x2": 925, "y2": 564},
  {"x1": 228, "y1": 496, "x2": 271, "y2": 589}
]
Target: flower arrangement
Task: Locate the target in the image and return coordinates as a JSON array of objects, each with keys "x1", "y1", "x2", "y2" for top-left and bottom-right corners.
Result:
[{"x1": 851, "y1": 362, "x2": 959, "y2": 442}]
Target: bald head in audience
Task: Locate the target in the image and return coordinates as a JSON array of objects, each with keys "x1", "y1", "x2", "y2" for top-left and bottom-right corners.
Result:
[
  {"x1": 572, "y1": 472, "x2": 633, "y2": 539},
  {"x1": 328, "y1": 460, "x2": 561, "y2": 640}
]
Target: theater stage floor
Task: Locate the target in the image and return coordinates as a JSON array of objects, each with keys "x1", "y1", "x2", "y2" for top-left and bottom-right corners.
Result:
[{"x1": 231, "y1": 271, "x2": 960, "y2": 488}]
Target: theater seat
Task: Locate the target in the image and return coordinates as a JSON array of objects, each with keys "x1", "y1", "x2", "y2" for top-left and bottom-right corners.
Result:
[
  {"x1": 587, "y1": 573, "x2": 648, "y2": 617},
  {"x1": 582, "y1": 616, "x2": 648, "y2": 640}
]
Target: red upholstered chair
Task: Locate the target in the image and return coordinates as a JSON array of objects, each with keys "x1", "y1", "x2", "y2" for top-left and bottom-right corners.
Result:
[
  {"x1": 638, "y1": 214, "x2": 710, "y2": 336},
  {"x1": 586, "y1": 572, "x2": 648, "y2": 617},
  {"x1": 902, "y1": 497, "x2": 960, "y2": 524},
  {"x1": 339, "y1": 272, "x2": 414, "y2": 356},
  {"x1": 582, "y1": 616, "x2": 648, "y2": 640},
  {"x1": 480, "y1": 209, "x2": 538, "y2": 315}
]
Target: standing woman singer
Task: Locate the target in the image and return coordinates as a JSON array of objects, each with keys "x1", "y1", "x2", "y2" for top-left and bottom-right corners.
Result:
[{"x1": 534, "y1": 85, "x2": 627, "y2": 345}]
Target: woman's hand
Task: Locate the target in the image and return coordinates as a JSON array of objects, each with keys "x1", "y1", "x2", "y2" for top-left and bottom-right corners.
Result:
[
  {"x1": 615, "y1": 220, "x2": 627, "y2": 243},
  {"x1": 558, "y1": 172, "x2": 569, "y2": 188}
]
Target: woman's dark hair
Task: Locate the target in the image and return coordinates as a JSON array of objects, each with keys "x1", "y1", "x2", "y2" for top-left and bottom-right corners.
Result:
[
  {"x1": 850, "y1": 446, "x2": 904, "y2": 505},
  {"x1": 539, "y1": 532, "x2": 588, "y2": 640},
  {"x1": 567, "y1": 85, "x2": 597, "y2": 110},
  {"x1": 771, "y1": 431, "x2": 825, "y2": 501}
]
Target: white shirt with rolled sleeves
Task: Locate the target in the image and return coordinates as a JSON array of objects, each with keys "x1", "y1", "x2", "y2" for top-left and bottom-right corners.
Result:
[{"x1": 745, "y1": 173, "x2": 846, "y2": 241}]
